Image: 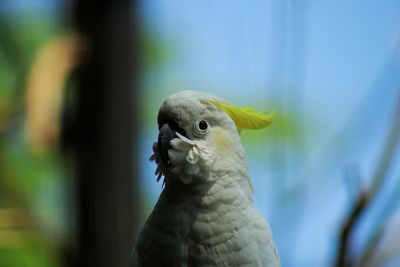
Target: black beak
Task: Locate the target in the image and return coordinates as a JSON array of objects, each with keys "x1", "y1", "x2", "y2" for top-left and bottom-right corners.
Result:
[{"x1": 157, "y1": 120, "x2": 186, "y2": 165}]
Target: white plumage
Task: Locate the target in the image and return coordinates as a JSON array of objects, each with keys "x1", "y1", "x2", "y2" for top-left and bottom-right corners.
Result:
[{"x1": 133, "y1": 91, "x2": 280, "y2": 267}]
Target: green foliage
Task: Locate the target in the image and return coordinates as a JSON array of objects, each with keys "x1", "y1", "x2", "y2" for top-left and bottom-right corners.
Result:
[
  {"x1": 139, "y1": 29, "x2": 171, "y2": 69},
  {"x1": 0, "y1": 12, "x2": 68, "y2": 267},
  {"x1": 241, "y1": 107, "x2": 306, "y2": 147},
  {"x1": 0, "y1": 247, "x2": 55, "y2": 267}
]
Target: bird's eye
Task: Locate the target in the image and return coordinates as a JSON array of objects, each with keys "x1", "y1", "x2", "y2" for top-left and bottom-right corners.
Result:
[
  {"x1": 198, "y1": 120, "x2": 208, "y2": 130},
  {"x1": 194, "y1": 119, "x2": 209, "y2": 136}
]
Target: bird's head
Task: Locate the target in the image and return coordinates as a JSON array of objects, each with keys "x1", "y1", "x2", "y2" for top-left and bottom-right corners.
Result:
[{"x1": 151, "y1": 90, "x2": 275, "y2": 185}]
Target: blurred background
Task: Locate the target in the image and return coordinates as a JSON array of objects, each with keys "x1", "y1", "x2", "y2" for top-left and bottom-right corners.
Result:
[{"x1": 1, "y1": 0, "x2": 400, "y2": 267}]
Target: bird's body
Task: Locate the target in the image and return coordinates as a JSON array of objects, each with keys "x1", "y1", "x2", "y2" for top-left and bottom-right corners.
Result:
[{"x1": 133, "y1": 91, "x2": 280, "y2": 267}]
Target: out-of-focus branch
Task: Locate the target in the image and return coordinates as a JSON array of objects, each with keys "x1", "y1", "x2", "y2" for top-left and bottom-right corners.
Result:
[
  {"x1": 358, "y1": 95, "x2": 400, "y2": 266},
  {"x1": 335, "y1": 192, "x2": 368, "y2": 267},
  {"x1": 334, "y1": 92, "x2": 400, "y2": 267},
  {"x1": 24, "y1": 35, "x2": 86, "y2": 154},
  {"x1": 70, "y1": 1, "x2": 139, "y2": 266},
  {"x1": 368, "y1": 98, "x2": 400, "y2": 201}
]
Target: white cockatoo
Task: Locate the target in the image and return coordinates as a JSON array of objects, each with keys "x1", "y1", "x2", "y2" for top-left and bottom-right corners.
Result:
[{"x1": 133, "y1": 91, "x2": 280, "y2": 266}]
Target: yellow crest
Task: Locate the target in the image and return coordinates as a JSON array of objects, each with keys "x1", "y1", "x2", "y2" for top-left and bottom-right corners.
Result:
[{"x1": 210, "y1": 99, "x2": 275, "y2": 131}]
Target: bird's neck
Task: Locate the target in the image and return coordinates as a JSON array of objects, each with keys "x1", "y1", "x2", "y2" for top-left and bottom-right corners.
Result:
[{"x1": 163, "y1": 169, "x2": 253, "y2": 208}]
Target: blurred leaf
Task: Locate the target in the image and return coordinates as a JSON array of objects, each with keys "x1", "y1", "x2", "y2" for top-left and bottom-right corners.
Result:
[
  {"x1": 241, "y1": 107, "x2": 306, "y2": 146},
  {"x1": 0, "y1": 242, "x2": 57, "y2": 267},
  {"x1": 139, "y1": 29, "x2": 171, "y2": 69}
]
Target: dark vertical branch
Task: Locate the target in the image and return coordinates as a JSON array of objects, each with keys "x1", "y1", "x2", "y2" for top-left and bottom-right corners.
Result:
[
  {"x1": 69, "y1": 1, "x2": 138, "y2": 267},
  {"x1": 357, "y1": 94, "x2": 400, "y2": 266},
  {"x1": 335, "y1": 192, "x2": 368, "y2": 267},
  {"x1": 334, "y1": 92, "x2": 400, "y2": 267}
]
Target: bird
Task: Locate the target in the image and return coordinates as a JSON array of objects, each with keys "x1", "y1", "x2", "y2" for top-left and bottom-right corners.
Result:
[{"x1": 133, "y1": 90, "x2": 280, "y2": 267}]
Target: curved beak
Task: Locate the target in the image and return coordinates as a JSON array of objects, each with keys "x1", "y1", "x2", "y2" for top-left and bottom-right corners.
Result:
[
  {"x1": 157, "y1": 120, "x2": 188, "y2": 166},
  {"x1": 157, "y1": 122, "x2": 177, "y2": 165}
]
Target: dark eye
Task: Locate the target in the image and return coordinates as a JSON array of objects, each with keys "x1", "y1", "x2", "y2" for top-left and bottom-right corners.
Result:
[
  {"x1": 194, "y1": 119, "x2": 210, "y2": 136},
  {"x1": 198, "y1": 120, "x2": 208, "y2": 130}
]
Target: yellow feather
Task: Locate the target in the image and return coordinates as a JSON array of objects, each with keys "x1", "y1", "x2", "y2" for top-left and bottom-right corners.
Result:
[{"x1": 210, "y1": 100, "x2": 275, "y2": 131}]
